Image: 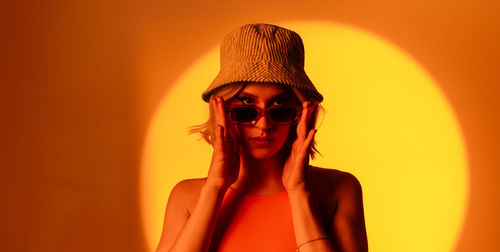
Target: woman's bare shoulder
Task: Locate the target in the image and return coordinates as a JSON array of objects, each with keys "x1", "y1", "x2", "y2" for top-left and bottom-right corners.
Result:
[
  {"x1": 169, "y1": 178, "x2": 208, "y2": 212},
  {"x1": 310, "y1": 166, "x2": 367, "y2": 251},
  {"x1": 309, "y1": 165, "x2": 358, "y2": 181},
  {"x1": 173, "y1": 177, "x2": 206, "y2": 191},
  {"x1": 309, "y1": 166, "x2": 362, "y2": 193}
]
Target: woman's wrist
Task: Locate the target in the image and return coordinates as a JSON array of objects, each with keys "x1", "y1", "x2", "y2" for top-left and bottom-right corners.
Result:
[
  {"x1": 202, "y1": 181, "x2": 230, "y2": 195},
  {"x1": 287, "y1": 188, "x2": 333, "y2": 251},
  {"x1": 286, "y1": 186, "x2": 308, "y2": 197},
  {"x1": 296, "y1": 235, "x2": 329, "y2": 252}
]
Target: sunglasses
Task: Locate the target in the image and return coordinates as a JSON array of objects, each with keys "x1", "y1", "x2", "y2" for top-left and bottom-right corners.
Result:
[{"x1": 227, "y1": 105, "x2": 302, "y2": 125}]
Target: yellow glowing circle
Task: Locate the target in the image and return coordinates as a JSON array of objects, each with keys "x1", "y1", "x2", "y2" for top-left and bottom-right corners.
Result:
[{"x1": 140, "y1": 22, "x2": 468, "y2": 252}]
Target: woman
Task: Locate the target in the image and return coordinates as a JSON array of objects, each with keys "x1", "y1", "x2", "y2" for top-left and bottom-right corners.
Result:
[{"x1": 156, "y1": 23, "x2": 368, "y2": 252}]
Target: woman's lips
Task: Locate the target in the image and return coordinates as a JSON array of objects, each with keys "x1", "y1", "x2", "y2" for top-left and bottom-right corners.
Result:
[{"x1": 249, "y1": 137, "x2": 274, "y2": 147}]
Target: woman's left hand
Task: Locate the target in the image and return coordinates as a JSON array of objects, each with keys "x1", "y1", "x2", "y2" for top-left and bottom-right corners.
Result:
[{"x1": 282, "y1": 101, "x2": 318, "y2": 193}]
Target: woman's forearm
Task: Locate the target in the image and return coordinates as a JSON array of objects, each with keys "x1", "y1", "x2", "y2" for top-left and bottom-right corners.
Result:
[
  {"x1": 288, "y1": 190, "x2": 337, "y2": 252},
  {"x1": 167, "y1": 184, "x2": 227, "y2": 252}
]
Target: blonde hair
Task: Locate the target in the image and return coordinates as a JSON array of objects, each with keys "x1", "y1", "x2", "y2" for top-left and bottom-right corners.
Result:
[{"x1": 189, "y1": 83, "x2": 323, "y2": 160}]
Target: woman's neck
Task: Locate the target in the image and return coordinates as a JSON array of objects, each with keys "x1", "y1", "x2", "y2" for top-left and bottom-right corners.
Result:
[{"x1": 230, "y1": 152, "x2": 286, "y2": 195}]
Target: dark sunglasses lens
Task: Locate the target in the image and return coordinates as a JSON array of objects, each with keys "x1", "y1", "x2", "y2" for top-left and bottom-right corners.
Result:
[
  {"x1": 231, "y1": 107, "x2": 258, "y2": 122},
  {"x1": 270, "y1": 108, "x2": 298, "y2": 123}
]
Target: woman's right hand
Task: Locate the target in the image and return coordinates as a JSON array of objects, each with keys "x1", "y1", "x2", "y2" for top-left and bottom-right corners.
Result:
[{"x1": 205, "y1": 96, "x2": 240, "y2": 191}]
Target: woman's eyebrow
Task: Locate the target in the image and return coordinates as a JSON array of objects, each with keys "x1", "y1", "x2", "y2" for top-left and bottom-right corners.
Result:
[
  {"x1": 237, "y1": 92, "x2": 257, "y2": 98},
  {"x1": 269, "y1": 93, "x2": 295, "y2": 104}
]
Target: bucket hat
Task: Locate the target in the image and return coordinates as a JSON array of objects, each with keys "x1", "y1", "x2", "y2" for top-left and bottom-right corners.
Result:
[{"x1": 202, "y1": 23, "x2": 323, "y2": 102}]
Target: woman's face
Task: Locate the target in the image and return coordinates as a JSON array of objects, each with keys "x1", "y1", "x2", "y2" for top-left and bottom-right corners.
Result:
[{"x1": 228, "y1": 83, "x2": 299, "y2": 160}]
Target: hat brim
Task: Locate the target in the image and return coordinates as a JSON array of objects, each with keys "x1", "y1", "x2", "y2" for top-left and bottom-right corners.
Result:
[{"x1": 202, "y1": 61, "x2": 323, "y2": 102}]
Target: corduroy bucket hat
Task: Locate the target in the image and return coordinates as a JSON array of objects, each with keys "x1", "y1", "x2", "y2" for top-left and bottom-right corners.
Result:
[{"x1": 202, "y1": 23, "x2": 323, "y2": 103}]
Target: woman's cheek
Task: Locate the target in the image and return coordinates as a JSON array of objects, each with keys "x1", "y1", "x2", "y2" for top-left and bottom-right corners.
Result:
[
  {"x1": 276, "y1": 126, "x2": 292, "y2": 148},
  {"x1": 233, "y1": 125, "x2": 249, "y2": 147}
]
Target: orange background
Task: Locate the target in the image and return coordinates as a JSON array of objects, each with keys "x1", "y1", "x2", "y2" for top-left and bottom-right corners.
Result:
[{"x1": 1, "y1": 0, "x2": 499, "y2": 251}]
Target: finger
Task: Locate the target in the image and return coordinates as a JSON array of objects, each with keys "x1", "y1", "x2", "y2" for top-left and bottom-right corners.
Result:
[
  {"x1": 220, "y1": 97, "x2": 239, "y2": 149},
  {"x1": 216, "y1": 97, "x2": 228, "y2": 139},
  {"x1": 215, "y1": 124, "x2": 225, "y2": 151},
  {"x1": 304, "y1": 128, "x2": 317, "y2": 149},
  {"x1": 307, "y1": 104, "x2": 318, "y2": 132},
  {"x1": 211, "y1": 97, "x2": 222, "y2": 127},
  {"x1": 211, "y1": 98, "x2": 222, "y2": 142},
  {"x1": 298, "y1": 101, "x2": 310, "y2": 139},
  {"x1": 213, "y1": 96, "x2": 237, "y2": 150}
]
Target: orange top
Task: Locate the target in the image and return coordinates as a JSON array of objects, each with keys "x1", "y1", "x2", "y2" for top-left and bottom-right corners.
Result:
[{"x1": 210, "y1": 187, "x2": 297, "y2": 252}]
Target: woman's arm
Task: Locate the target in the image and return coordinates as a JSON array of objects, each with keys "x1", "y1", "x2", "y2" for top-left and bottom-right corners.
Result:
[
  {"x1": 156, "y1": 180, "x2": 227, "y2": 252},
  {"x1": 288, "y1": 189, "x2": 337, "y2": 252},
  {"x1": 327, "y1": 173, "x2": 368, "y2": 252},
  {"x1": 282, "y1": 101, "x2": 335, "y2": 251},
  {"x1": 288, "y1": 172, "x2": 368, "y2": 252},
  {"x1": 156, "y1": 97, "x2": 240, "y2": 252},
  {"x1": 282, "y1": 102, "x2": 367, "y2": 251}
]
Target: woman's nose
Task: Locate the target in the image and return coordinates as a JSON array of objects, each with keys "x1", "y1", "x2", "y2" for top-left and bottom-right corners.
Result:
[{"x1": 253, "y1": 113, "x2": 272, "y2": 130}]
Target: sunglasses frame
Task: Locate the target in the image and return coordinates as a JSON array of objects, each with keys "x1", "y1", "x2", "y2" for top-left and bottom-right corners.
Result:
[{"x1": 226, "y1": 104, "x2": 303, "y2": 125}]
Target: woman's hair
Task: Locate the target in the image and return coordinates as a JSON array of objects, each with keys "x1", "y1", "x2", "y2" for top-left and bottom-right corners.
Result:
[{"x1": 189, "y1": 82, "x2": 323, "y2": 160}]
